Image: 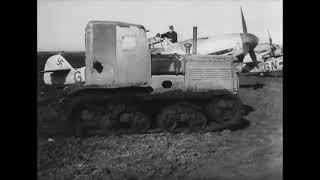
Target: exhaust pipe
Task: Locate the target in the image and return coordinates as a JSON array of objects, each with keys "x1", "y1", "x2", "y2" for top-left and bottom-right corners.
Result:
[
  {"x1": 184, "y1": 43, "x2": 192, "y2": 55},
  {"x1": 192, "y1": 26, "x2": 197, "y2": 54}
]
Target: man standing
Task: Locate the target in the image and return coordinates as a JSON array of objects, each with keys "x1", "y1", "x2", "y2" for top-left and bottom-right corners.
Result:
[{"x1": 157, "y1": 25, "x2": 178, "y2": 43}]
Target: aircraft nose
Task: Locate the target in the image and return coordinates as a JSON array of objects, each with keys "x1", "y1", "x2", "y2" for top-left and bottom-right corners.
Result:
[{"x1": 247, "y1": 33, "x2": 259, "y2": 49}]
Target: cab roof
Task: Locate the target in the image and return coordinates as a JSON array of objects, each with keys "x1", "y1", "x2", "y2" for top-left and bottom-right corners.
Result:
[{"x1": 86, "y1": 21, "x2": 145, "y2": 31}]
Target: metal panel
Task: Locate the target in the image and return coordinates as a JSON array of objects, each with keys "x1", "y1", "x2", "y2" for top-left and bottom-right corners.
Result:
[
  {"x1": 85, "y1": 24, "x2": 116, "y2": 86},
  {"x1": 150, "y1": 75, "x2": 185, "y2": 94},
  {"x1": 186, "y1": 61, "x2": 233, "y2": 91},
  {"x1": 115, "y1": 26, "x2": 151, "y2": 87}
]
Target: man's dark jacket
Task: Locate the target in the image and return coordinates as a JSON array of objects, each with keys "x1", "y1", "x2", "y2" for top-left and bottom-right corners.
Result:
[{"x1": 160, "y1": 31, "x2": 178, "y2": 43}]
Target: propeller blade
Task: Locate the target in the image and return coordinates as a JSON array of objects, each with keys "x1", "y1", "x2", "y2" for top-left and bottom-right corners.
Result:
[
  {"x1": 268, "y1": 29, "x2": 277, "y2": 54},
  {"x1": 243, "y1": 43, "x2": 250, "y2": 55},
  {"x1": 241, "y1": 7, "x2": 248, "y2": 34},
  {"x1": 268, "y1": 29, "x2": 272, "y2": 44},
  {"x1": 237, "y1": 54, "x2": 246, "y2": 63},
  {"x1": 242, "y1": 50, "x2": 258, "y2": 73},
  {"x1": 249, "y1": 49, "x2": 258, "y2": 65}
]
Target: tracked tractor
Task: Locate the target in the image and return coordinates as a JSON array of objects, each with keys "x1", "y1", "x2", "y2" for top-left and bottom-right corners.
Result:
[{"x1": 54, "y1": 21, "x2": 248, "y2": 137}]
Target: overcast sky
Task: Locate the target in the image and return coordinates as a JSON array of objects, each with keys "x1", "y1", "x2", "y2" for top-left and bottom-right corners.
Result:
[{"x1": 37, "y1": 0, "x2": 282, "y2": 51}]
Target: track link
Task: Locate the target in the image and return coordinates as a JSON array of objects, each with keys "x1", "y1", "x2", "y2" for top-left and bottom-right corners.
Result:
[{"x1": 38, "y1": 89, "x2": 251, "y2": 137}]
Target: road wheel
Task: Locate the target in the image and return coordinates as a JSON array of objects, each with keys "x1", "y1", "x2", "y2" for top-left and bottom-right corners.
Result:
[
  {"x1": 206, "y1": 94, "x2": 243, "y2": 126},
  {"x1": 71, "y1": 103, "x2": 105, "y2": 137},
  {"x1": 156, "y1": 102, "x2": 207, "y2": 131},
  {"x1": 123, "y1": 112, "x2": 151, "y2": 133}
]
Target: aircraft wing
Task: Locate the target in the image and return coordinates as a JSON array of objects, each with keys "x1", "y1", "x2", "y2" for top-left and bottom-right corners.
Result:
[
  {"x1": 208, "y1": 48, "x2": 234, "y2": 55},
  {"x1": 40, "y1": 68, "x2": 72, "y2": 73}
]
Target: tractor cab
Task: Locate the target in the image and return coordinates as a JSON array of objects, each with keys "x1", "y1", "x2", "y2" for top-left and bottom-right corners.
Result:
[{"x1": 85, "y1": 21, "x2": 151, "y2": 88}]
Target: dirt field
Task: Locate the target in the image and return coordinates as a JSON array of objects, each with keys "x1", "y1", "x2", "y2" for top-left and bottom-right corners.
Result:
[{"x1": 37, "y1": 76, "x2": 282, "y2": 180}]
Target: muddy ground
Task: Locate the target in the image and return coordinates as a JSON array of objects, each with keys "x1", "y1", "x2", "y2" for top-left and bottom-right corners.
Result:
[{"x1": 37, "y1": 76, "x2": 282, "y2": 180}]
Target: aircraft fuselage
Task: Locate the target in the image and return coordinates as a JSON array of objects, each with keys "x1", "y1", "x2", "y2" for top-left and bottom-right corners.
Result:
[{"x1": 158, "y1": 33, "x2": 258, "y2": 60}]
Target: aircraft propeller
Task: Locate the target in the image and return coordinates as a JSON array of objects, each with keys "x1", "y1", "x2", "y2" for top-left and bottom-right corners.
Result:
[
  {"x1": 240, "y1": 7, "x2": 259, "y2": 72},
  {"x1": 268, "y1": 29, "x2": 277, "y2": 56}
]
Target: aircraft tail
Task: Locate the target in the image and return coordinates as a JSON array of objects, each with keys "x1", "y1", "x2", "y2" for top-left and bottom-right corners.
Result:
[
  {"x1": 42, "y1": 53, "x2": 73, "y2": 73},
  {"x1": 42, "y1": 53, "x2": 74, "y2": 85}
]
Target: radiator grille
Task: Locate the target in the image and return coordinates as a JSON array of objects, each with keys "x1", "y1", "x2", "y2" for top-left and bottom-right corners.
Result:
[{"x1": 189, "y1": 68, "x2": 231, "y2": 80}]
